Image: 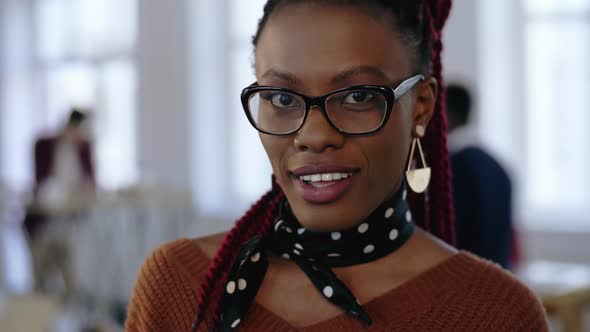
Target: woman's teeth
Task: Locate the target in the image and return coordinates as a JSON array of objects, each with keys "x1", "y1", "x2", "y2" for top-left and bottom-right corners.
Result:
[{"x1": 299, "y1": 172, "x2": 352, "y2": 183}]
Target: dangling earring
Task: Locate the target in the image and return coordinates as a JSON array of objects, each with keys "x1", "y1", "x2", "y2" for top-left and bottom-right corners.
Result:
[{"x1": 406, "y1": 125, "x2": 431, "y2": 193}]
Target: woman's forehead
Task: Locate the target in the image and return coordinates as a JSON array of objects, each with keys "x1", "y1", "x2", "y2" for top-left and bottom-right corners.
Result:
[{"x1": 254, "y1": 3, "x2": 413, "y2": 90}]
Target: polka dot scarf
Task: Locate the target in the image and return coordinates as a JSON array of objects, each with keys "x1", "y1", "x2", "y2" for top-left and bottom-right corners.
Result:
[{"x1": 217, "y1": 184, "x2": 415, "y2": 331}]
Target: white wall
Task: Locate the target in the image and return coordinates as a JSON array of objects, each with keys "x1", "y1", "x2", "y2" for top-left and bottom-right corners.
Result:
[
  {"x1": 443, "y1": 0, "x2": 479, "y2": 94},
  {"x1": 524, "y1": 231, "x2": 590, "y2": 265},
  {"x1": 136, "y1": 0, "x2": 192, "y2": 190},
  {"x1": 0, "y1": 0, "x2": 36, "y2": 191},
  {"x1": 0, "y1": 0, "x2": 3, "y2": 172}
]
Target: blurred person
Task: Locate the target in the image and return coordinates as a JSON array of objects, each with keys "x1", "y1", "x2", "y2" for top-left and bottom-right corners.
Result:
[
  {"x1": 446, "y1": 84, "x2": 515, "y2": 269},
  {"x1": 23, "y1": 108, "x2": 95, "y2": 301},
  {"x1": 126, "y1": 1, "x2": 547, "y2": 331}
]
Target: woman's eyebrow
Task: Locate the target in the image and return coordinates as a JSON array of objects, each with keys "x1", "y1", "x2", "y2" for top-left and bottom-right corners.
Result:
[
  {"x1": 260, "y1": 65, "x2": 391, "y2": 86},
  {"x1": 260, "y1": 69, "x2": 302, "y2": 86},
  {"x1": 331, "y1": 65, "x2": 391, "y2": 84}
]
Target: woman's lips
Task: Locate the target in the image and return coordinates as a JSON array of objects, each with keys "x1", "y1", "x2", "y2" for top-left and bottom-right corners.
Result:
[{"x1": 292, "y1": 172, "x2": 356, "y2": 204}]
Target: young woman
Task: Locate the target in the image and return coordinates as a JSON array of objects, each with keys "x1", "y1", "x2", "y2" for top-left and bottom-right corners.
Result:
[{"x1": 126, "y1": 1, "x2": 548, "y2": 331}]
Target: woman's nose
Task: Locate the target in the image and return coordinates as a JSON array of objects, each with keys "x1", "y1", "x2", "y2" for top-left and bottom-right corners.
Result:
[{"x1": 294, "y1": 106, "x2": 345, "y2": 152}]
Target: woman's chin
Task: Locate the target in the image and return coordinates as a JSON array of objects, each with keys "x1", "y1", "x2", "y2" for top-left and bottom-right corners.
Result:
[{"x1": 290, "y1": 203, "x2": 365, "y2": 232}]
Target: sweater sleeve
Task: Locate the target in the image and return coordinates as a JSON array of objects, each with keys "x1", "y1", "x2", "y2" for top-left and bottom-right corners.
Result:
[
  {"x1": 484, "y1": 266, "x2": 550, "y2": 332},
  {"x1": 125, "y1": 240, "x2": 208, "y2": 332},
  {"x1": 442, "y1": 253, "x2": 550, "y2": 332},
  {"x1": 506, "y1": 286, "x2": 549, "y2": 332}
]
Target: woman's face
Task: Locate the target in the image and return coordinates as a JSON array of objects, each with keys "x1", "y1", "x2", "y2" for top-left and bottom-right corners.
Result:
[{"x1": 255, "y1": 4, "x2": 437, "y2": 231}]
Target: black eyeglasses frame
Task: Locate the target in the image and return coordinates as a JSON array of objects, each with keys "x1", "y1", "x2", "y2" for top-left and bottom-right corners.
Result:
[{"x1": 240, "y1": 74, "x2": 425, "y2": 136}]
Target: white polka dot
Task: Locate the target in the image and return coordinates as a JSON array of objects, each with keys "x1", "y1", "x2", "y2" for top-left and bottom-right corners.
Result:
[
  {"x1": 297, "y1": 228, "x2": 306, "y2": 235},
  {"x1": 328, "y1": 253, "x2": 341, "y2": 257},
  {"x1": 281, "y1": 253, "x2": 290, "y2": 260},
  {"x1": 308, "y1": 257, "x2": 315, "y2": 262},
  {"x1": 226, "y1": 281, "x2": 236, "y2": 294},
  {"x1": 285, "y1": 227, "x2": 293, "y2": 233},
  {"x1": 312, "y1": 265, "x2": 319, "y2": 271},
  {"x1": 293, "y1": 249, "x2": 301, "y2": 255},
  {"x1": 385, "y1": 207, "x2": 395, "y2": 218},
  {"x1": 363, "y1": 245, "x2": 375, "y2": 254},
  {"x1": 331, "y1": 232, "x2": 341, "y2": 240},
  {"x1": 403, "y1": 190, "x2": 407, "y2": 200},
  {"x1": 406, "y1": 211, "x2": 412, "y2": 222},
  {"x1": 323, "y1": 286, "x2": 334, "y2": 298},
  {"x1": 274, "y1": 220, "x2": 284, "y2": 231},
  {"x1": 295, "y1": 243, "x2": 304, "y2": 250},
  {"x1": 389, "y1": 229, "x2": 399, "y2": 240},
  {"x1": 357, "y1": 223, "x2": 369, "y2": 233},
  {"x1": 238, "y1": 278, "x2": 247, "y2": 291},
  {"x1": 231, "y1": 319, "x2": 241, "y2": 328},
  {"x1": 250, "y1": 252, "x2": 261, "y2": 263}
]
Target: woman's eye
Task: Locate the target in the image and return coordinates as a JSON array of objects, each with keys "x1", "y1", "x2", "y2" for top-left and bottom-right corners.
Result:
[
  {"x1": 271, "y1": 93, "x2": 297, "y2": 107},
  {"x1": 343, "y1": 91, "x2": 375, "y2": 104}
]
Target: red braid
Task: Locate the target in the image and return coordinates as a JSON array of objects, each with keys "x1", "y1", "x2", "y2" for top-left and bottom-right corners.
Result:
[
  {"x1": 408, "y1": 0, "x2": 455, "y2": 245},
  {"x1": 193, "y1": 178, "x2": 284, "y2": 330}
]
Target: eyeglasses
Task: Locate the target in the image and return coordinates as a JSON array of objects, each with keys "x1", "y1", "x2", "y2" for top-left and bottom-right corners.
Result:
[{"x1": 241, "y1": 74, "x2": 424, "y2": 136}]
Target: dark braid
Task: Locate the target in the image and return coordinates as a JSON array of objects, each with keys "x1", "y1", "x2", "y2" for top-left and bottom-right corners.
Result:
[
  {"x1": 194, "y1": 1, "x2": 454, "y2": 329},
  {"x1": 412, "y1": 0, "x2": 454, "y2": 244},
  {"x1": 193, "y1": 178, "x2": 283, "y2": 330}
]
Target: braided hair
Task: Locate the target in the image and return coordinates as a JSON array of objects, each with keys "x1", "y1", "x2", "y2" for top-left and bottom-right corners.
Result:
[{"x1": 193, "y1": 0, "x2": 453, "y2": 329}]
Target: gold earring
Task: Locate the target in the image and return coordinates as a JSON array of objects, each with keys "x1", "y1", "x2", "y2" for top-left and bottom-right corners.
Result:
[{"x1": 405, "y1": 125, "x2": 430, "y2": 193}]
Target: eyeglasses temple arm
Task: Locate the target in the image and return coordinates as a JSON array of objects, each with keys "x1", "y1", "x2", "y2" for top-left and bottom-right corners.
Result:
[{"x1": 393, "y1": 75, "x2": 424, "y2": 99}]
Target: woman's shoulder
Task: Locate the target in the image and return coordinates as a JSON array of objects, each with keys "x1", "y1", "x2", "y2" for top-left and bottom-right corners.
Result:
[
  {"x1": 125, "y1": 233, "x2": 228, "y2": 331},
  {"x1": 441, "y1": 251, "x2": 537, "y2": 300},
  {"x1": 130, "y1": 232, "x2": 229, "y2": 305},
  {"x1": 403, "y1": 230, "x2": 540, "y2": 305},
  {"x1": 380, "y1": 250, "x2": 548, "y2": 331},
  {"x1": 452, "y1": 251, "x2": 531, "y2": 289},
  {"x1": 433, "y1": 251, "x2": 549, "y2": 330},
  {"x1": 141, "y1": 232, "x2": 227, "y2": 281},
  {"x1": 192, "y1": 231, "x2": 227, "y2": 260}
]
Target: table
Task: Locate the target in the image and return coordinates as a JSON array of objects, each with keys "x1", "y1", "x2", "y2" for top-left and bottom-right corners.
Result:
[{"x1": 519, "y1": 261, "x2": 590, "y2": 332}]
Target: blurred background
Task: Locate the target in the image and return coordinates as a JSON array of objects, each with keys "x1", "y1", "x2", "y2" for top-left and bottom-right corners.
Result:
[{"x1": 0, "y1": 0, "x2": 588, "y2": 331}]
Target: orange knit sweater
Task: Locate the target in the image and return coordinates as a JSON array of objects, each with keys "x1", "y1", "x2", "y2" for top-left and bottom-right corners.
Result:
[{"x1": 125, "y1": 238, "x2": 548, "y2": 331}]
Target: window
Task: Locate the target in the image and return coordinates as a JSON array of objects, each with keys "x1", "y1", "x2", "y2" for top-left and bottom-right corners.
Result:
[
  {"x1": 229, "y1": 0, "x2": 272, "y2": 202},
  {"x1": 522, "y1": 0, "x2": 590, "y2": 227},
  {"x1": 479, "y1": 0, "x2": 590, "y2": 230},
  {"x1": 34, "y1": 0, "x2": 138, "y2": 190},
  {"x1": 190, "y1": 1, "x2": 271, "y2": 217}
]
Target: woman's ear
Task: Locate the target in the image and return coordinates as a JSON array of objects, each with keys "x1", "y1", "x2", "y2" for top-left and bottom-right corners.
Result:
[{"x1": 411, "y1": 77, "x2": 438, "y2": 136}]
